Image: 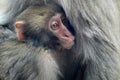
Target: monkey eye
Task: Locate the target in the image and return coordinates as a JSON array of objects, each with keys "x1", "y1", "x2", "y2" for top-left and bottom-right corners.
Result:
[{"x1": 51, "y1": 21, "x2": 59, "y2": 30}]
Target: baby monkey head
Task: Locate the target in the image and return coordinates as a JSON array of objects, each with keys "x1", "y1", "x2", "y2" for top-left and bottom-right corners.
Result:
[{"x1": 14, "y1": 5, "x2": 75, "y2": 49}]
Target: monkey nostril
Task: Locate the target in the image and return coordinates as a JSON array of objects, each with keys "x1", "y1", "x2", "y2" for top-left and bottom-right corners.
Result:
[{"x1": 64, "y1": 34, "x2": 69, "y2": 37}]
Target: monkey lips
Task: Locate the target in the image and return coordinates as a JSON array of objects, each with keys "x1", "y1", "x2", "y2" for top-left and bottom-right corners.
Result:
[{"x1": 59, "y1": 34, "x2": 75, "y2": 49}]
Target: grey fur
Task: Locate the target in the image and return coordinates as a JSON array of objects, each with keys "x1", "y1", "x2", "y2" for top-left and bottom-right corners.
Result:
[
  {"x1": 0, "y1": 26, "x2": 16, "y2": 43},
  {"x1": 0, "y1": 41, "x2": 62, "y2": 80}
]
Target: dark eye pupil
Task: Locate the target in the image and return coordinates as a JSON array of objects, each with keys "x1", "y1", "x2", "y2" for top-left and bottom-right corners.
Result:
[
  {"x1": 53, "y1": 23, "x2": 58, "y2": 27},
  {"x1": 51, "y1": 21, "x2": 59, "y2": 30}
]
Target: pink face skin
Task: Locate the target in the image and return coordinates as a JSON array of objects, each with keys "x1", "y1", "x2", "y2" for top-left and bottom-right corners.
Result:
[{"x1": 48, "y1": 14, "x2": 75, "y2": 49}]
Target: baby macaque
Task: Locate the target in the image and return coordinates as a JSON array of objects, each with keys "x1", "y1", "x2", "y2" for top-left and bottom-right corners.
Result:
[{"x1": 0, "y1": 4, "x2": 75, "y2": 80}]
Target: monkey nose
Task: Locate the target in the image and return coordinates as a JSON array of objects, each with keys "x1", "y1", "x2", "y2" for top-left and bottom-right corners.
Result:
[
  {"x1": 60, "y1": 33, "x2": 75, "y2": 49},
  {"x1": 63, "y1": 33, "x2": 75, "y2": 42}
]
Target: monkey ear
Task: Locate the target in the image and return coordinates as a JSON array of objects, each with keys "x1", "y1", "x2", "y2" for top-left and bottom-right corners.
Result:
[{"x1": 15, "y1": 21, "x2": 27, "y2": 41}]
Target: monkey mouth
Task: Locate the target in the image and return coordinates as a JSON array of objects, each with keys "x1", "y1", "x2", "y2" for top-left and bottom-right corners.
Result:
[{"x1": 60, "y1": 36, "x2": 75, "y2": 49}]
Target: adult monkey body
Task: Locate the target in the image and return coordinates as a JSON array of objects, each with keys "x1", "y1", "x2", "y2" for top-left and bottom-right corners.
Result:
[
  {"x1": 0, "y1": 0, "x2": 120, "y2": 80},
  {"x1": 0, "y1": 5, "x2": 75, "y2": 80}
]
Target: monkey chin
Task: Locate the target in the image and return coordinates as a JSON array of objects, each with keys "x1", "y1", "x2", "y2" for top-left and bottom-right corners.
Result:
[
  {"x1": 62, "y1": 42, "x2": 74, "y2": 49},
  {"x1": 61, "y1": 40, "x2": 74, "y2": 49}
]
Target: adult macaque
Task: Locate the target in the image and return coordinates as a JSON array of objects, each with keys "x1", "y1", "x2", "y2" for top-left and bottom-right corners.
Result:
[
  {"x1": 0, "y1": 0, "x2": 120, "y2": 80},
  {"x1": 0, "y1": 5, "x2": 75, "y2": 80}
]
